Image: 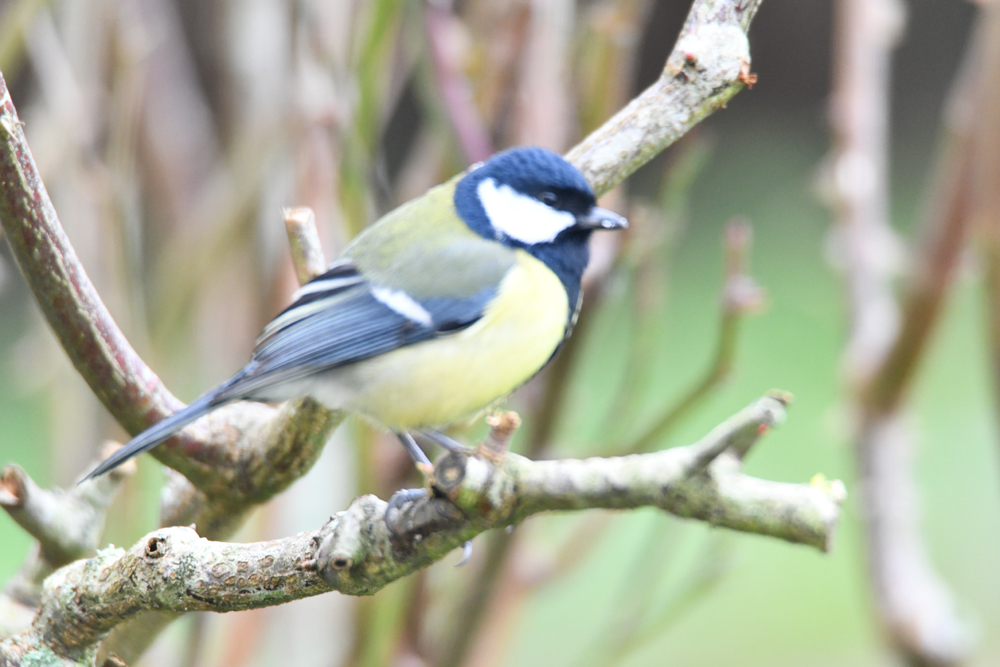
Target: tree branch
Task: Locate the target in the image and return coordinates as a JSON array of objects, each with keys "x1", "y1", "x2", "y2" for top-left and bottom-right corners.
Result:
[
  {"x1": 1, "y1": 395, "x2": 843, "y2": 666},
  {"x1": 0, "y1": 448, "x2": 133, "y2": 569},
  {"x1": 566, "y1": 0, "x2": 762, "y2": 197},
  {"x1": 283, "y1": 207, "x2": 327, "y2": 287},
  {"x1": 0, "y1": 444, "x2": 134, "y2": 639},
  {"x1": 0, "y1": 79, "x2": 183, "y2": 435}
]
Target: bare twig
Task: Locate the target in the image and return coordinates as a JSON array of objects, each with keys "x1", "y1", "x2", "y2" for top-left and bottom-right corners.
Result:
[
  {"x1": 0, "y1": 444, "x2": 135, "y2": 639},
  {"x1": 0, "y1": 74, "x2": 185, "y2": 435},
  {"x1": 856, "y1": 412, "x2": 968, "y2": 666},
  {"x1": 0, "y1": 447, "x2": 134, "y2": 568},
  {"x1": 827, "y1": 0, "x2": 905, "y2": 385},
  {"x1": 514, "y1": 0, "x2": 575, "y2": 151},
  {"x1": 284, "y1": 207, "x2": 327, "y2": 290},
  {"x1": 0, "y1": 395, "x2": 843, "y2": 667}
]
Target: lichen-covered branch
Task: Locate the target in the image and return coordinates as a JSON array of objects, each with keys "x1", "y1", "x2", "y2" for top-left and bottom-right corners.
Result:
[
  {"x1": 0, "y1": 395, "x2": 843, "y2": 666},
  {"x1": 566, "y1": 0, "x2": 762, "y2": 197},
  {"x1": 0, "y1": 444, "x2": 134, "y2": 639}
]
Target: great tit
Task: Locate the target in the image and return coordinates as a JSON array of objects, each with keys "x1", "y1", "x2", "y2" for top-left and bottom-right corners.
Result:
[{"x1": 83, "y1": 147, "x2": 627, "y2": 480}]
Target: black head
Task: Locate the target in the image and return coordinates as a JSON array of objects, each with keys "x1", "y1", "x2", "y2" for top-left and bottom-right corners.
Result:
[
  {"x1": 454, "y1": 147, "x2": 626, "y2": 248},
  {"x1": 453, "y1": 147, "x2": 627, "y2": 312}
]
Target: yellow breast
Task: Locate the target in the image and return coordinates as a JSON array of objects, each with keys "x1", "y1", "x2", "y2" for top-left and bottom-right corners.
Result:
[{"x1": 333, "y1": 250, "x2": 569, "y2": 430}]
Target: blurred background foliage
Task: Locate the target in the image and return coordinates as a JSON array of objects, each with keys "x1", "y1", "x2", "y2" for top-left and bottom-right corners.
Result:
[{"x1": 0, "y1": 0, "x2": 996, "y2": 666}]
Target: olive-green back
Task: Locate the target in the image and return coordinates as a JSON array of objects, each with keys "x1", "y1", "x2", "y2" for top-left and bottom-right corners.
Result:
[{"x1": 344, "y1": 179, "x2": 516, "y2": 301}]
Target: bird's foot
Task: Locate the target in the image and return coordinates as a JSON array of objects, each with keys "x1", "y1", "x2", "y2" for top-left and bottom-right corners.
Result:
[{"x1": 385, "y1": 487, "x2": 430, "y2": 537}]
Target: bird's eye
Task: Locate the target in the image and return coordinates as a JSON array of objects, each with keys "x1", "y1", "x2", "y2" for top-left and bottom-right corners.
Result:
[{"x1": 539, "y1": 191, "x2": 559, "y2": 206}]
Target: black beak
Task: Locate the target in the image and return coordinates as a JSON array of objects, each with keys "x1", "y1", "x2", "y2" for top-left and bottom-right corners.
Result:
[{"x1": 577, "y1": 206, "x2": 628, "y2": 230}]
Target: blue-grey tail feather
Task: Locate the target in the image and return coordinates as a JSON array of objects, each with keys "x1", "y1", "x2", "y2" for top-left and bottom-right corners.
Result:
[{"x1": 80, "y1": 391, "x2": 229, "y2": 482}]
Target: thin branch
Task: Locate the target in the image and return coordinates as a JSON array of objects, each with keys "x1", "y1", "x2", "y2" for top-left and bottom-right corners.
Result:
[
  {"x1": 284, "y1": 207, "x2": 328, "y2": 287},
  {"x1": 1, "y1": 395, "x2": 843, "y2": 666},
  {"x1": 856, "y1": 412, "x2": 968, "y2": 667},
  {"x1": 0, "y1": 446, "x2": 134, "y2": 568},
  {"x1": 853, "y1": 9, "x2": 998, "y2": 662},
  {"x1": 0, "y1": 444, "x2": 134, "y2": 639},
  {"x1": 513, "y1": 0, "x2": 575, "y2": 150},
  {"x1": 863, "y1": 107, "x2": 975, "y2": 417},
  {"x1": 827, "y1": 0, "x2": 904, "y2": 385},
  {"x1": 566, "y1": 0, "x2": 762, "y2": 197},
  {"x1": 0, "y1": 77, "x2": 185, "y2": 435}
]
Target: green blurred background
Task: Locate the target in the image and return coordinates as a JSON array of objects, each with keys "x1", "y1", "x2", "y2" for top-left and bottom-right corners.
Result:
[{"x1": 2, "y1": 0, "x2": 998, "y2": 665}]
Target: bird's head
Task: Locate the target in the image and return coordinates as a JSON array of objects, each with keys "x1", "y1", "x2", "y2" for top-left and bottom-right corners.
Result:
[{"x1": 454, "y1": 147, "x2": 627, "y2": 248}]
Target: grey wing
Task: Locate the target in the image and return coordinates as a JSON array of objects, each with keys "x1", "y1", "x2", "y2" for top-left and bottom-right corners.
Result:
[{"x1": 217, "y1": 261, "x2": 496, "y2": 401}]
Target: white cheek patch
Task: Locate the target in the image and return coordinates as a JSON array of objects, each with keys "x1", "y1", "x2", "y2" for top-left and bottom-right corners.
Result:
[
  {"x1": 477, "y1": 178, "x2": 576, "y2": 244},
  {"x1": 371, "y1": 286, "x2": 433, "y2": 327}
]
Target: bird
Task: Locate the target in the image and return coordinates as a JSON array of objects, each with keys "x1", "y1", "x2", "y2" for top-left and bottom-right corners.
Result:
[{"x1": 83, "y1": 147, "x2": 627, "y2": 481}]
